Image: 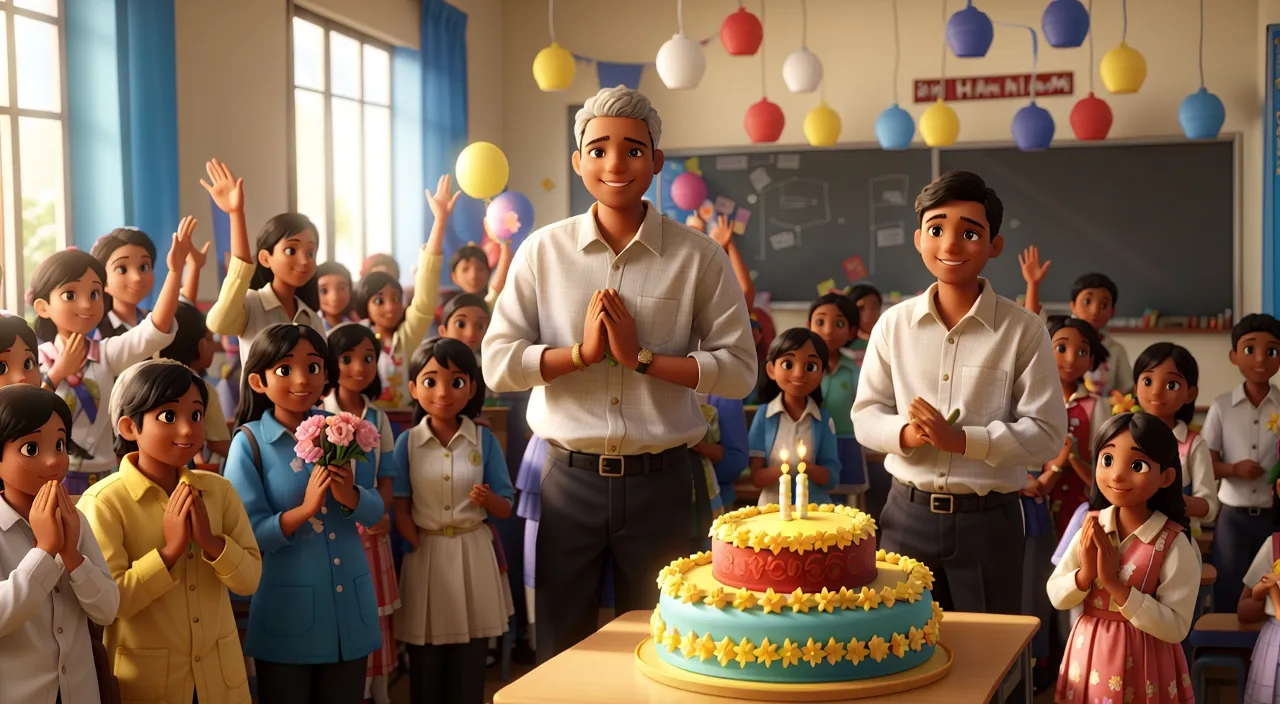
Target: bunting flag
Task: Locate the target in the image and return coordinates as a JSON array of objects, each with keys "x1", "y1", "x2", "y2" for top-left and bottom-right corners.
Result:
[{"x1": 572, "y1": 35, "x2": 718, "y2": 90}]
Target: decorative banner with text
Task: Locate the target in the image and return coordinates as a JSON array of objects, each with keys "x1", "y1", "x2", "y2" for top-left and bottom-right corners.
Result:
[{"x1": 913, "y1": 72, "x2": 1074, "y2": 103}]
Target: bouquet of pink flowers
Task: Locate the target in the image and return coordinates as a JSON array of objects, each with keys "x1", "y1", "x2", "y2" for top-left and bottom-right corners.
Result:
[{"x1": 294, "y1": 412, "x2": 381, "y2": 467}]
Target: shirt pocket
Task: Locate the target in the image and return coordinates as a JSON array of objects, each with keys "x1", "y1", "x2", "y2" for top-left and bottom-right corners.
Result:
[
  {"x1": 631, "y1": 295, "x2": 679, "y2": 349},
  {"x1": 354, "y1": 573, "x2": 381, "y2": 627},
  {"x1": 114, "y1": 647, "x2": 169, "y2": 702},
  {"x1": 260, "y1": 585, "x2": 315, "y2": 638},
  {"x1": 216, "y1": 631, "x2": 249, "y2": 689},
  {"x1": 960, "y1": 366, "x2": 1009, "y2": 421}
]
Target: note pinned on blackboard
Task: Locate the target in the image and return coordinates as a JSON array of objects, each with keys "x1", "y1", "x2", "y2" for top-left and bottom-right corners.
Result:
[
  {"x1": 770, "y1": 231, "x2": 797, "y2": 250},
  {"x1": 714, "y1": 196, "x2": 736, "y2": 214},
  {"x1": 816, "y1": 279, "x2": 837, "y2": 295},
  {"x1": 749, "y1": 167, "x2": 772, "y2": 192},
  {"x1": 876, "y1": 224, "x2": 906, "y2": 248},
  {"x1": 881, "y1": 190, "x2": 906, "y2": 205},
  {"x1": 716, "y1": 155, "x2": 749, "y2": 171},
  {"x1": 777, "y1": 154, "x2": 801, "y2": 170}
]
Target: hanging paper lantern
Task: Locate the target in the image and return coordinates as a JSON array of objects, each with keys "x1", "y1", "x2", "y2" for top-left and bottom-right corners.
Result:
[
  {"x1": 484, "y1": 192, "x2": 536, "y2": 244},
  {"x1": 803, "y1": 102, "x2": 841, "y2": 146},
  {"x1": 1012, "y1": 102, "x2": 1055, "y2": 151},
  {"x1": 745, "y1": 99, "x2": 785, "y2": 143},
  {"x1": 1070, "y1": 92, "x2": 1113, "y2": 141},
  {"x1": 782, "y1": 48, "x2": 823, "y2": 93},
  {"x1": 1041, "y1": 0, "x2": 1090, "y2": 49},
  {"x1": 919, "y1": 99, "x2": 960, "y2": 147},
  {"x1": 655, "y1": 34, "x2": 706, "y2": 90},
  {"x1": 875, "y1": 104, "x2": 916, "y2": 150},
  {"x1": 721, "y1": 6, "x2": 764, "y2": 56},
  {"x1": 670, "y1": 172, "x2": 708, "y2": 211},
  {"x1": 455, "y1": 142, "x2": 510, "y2": 200},
  {"x1": 946, "y1": 4, "x2": 994, "y2": 58},
  {"x1": 1179, "y1": 88, "x2": 1226, "y2": 140},
  {"x1": 1100, "y1": 42, "x2": 1146, "y2": 94},
  {"x1": 532, "y1": 42, "x2": 575, "y2": 91}
]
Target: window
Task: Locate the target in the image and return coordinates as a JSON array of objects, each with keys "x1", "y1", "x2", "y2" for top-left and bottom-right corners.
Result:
[
  {"x1": 290, "y1": 10, "x2": 392, "y2": 268},
  {"x1": 0, "y1": 0, "x2": 67, "y2": 312}
]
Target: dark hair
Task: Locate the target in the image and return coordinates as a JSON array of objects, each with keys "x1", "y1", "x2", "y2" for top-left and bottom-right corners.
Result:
[
  {"x1": 316, "y1": 261, "x2": 354, "y2": 317},
  {"x1": 110, "y1": 360, "x2": 208, "y2": 457},
  {"x1": 29, "y1": 250, "x2": 114, "y2": 342},
  {"x1": 160, "y1": 302, "x2": 208, "y2": 369},
  {"x1": 846, "y1": 284, "x2": 882, "y2": 306},
  {"x1": 1046, "y1": 316, "x2": 1109, "y2": 380},
  {"x1": 1070, "y1": 273, "x2": 1119, "y2": 307},
  {"x1": 441, "y1": 293, "x2": 489, "y2": 327},
  {"x1": 0, "y1": 385, "x2": 72, "y2": 461},
  {"x1": 233, "y1": 323, "x2": 335, "y2": 427},
  {"x1": 1133, "y1": 343, "x2": 1199, "y2": 425},
  {"x1": 0, "y1": 315, "x2": 39, "y2": 362},
  {"x1": 354, "y1": 271, "x2": 404, "y2": 324},
  {"x1": 248, "y1": 213, "x2": 321, "y2": 312},
  {"x1": 90, "y1": 228, "x2": 158, "y2": 268},
  {"x1": 807, "y1": 292, "x2": 860, "y2": 355},
  {"x1": 1088, "y1": 412, "x2": 1190, "y2": 533},
  {"x1": 361, "y1": 253, "x2": 400, "y2": 278},
  {"x1": 914, "y1": 171, "x2": 1003, "y2": 238},
  {"x1": 450, "y1": 245, "x2": 490, "y2": 274},
  {"x1": 1231, "y1": 313, "x2": 1280, "y2": 351},
  {"x1": 757, "y1": 327, "x2": 829, "y2": 406},
  {"x1": 327, "y1": 322, "x2": 382, "y2": 401},
  {"x1": 407, "y1": 337, "x2": 484, "y2": 425}
]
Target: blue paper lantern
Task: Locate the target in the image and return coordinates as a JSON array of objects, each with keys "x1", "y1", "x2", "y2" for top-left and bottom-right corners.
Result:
[
  {"x1": 1179, "y1": 88, "x2": 1225, "y2": 140},
  {"x1": 875, "y1": 104, "x2": 916, "y2": 150},
  {"x1": 1041, "y1": 0, "x2": 1090, "y2": 49},
  {"x1": 947, "y1": 4, "x2": 994, "y2": 58},
  {"x1": 1012, "y1": 102, "x2": 1055, "y2": 151}
]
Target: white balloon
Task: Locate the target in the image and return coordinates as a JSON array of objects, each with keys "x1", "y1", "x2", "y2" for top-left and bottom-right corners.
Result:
[
  {"x1": 782, "y1": 48, "x2": 823, "y2": 93},
  {"x1": 655, "y1": 34, "x2": 706, "y2": 90}
]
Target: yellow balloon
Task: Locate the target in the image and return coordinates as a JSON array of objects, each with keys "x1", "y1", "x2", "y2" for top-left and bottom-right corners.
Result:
[
  {"x1": 455, "y1": 142, "x2": 510, "y2": 200},
  {"x1": 920, "y1": 99, "x2": 960, "y2": 147},
  {"x1": 803, "y1": 102, "x2": 841, "y2": 147},
  {"x1": 1100, "y1": 42, "x2": 1146, "y2": 95},
  {"x1": 533, "y1": 42, "x2": 575, "y2": 92}
]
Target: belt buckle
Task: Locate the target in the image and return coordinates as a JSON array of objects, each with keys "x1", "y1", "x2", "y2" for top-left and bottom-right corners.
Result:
[
  {"x1": 1250, "y1": 507, "x2": 1264, "y2": 517},
  {"x1": 443, "y1": 526, "x2": 455, "y2": 537},
  {"x1": 598, "y1": 455, "x2": 625, "y2": 477},
  {"x1": 929, "y1": 494, "x2": 954, "y2": 514}
]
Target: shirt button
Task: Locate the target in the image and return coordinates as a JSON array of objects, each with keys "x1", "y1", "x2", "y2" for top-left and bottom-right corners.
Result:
[
  {"x1": 947, "y1": 337, "x2": 954, "y2": 344},
  {"x1": 194, "y1": 656, "x2": 201, "y2": 663},
  {"x1": 444, "y1": 505, "x2": 451, "y2": 511},
  {"x1": 443, "y1": 452, "x2": 451, "y2": 459},
  {"x1": 53, "y1": 586, "x2": 59, "y2": 594},
  {"x1": 193, "y1": 617, "x2": 199, "y2": 623},
  {"x1": 609, "y1": 445, "x2": 617, "y2": 453},
  {"x1": 610, "y1": 397, "x2": 619, "y2": 405},
  {"x1": 613, "y1": 264, "x2": 620, "y2": 271},
  {"x1": 329, "y1": 532, "x2": 336, "y2": 540},
  {"x1": 336, "y1": 585, "x2": 344, "y2": 593},
  {"x1": 189, "y1": 585, "x2": 196, "y2": 592},
  {"x1": 334, "y1": 558, "x2": 341, "y2": 566},
  {"x1": 444, "y1": 475, "x2": 450, "y2": 481},
  {"x1": 56, "y1": 627, "x2": 63, "y2": 634},
  {"x1": 942, "y1": 373, "x2": 950, "y2": 381},
  {"x1": 62, "y1": 666, "x2": 66, "y2": 674},
  {"x1": 187, "y1": 552, "x2": 194, "y2": 559},
  {"x1": 1254, "y1": 444, "x2": 1258, "y2": 450},
  {"x1": 321, "y1": 507, "x2": 328, "y2": 515}
]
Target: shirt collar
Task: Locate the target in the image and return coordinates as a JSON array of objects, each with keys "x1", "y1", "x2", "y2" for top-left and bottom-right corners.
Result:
[
  {"x1": 413, "y1": 415, "x2": 479, "y2": 449},
  {"x1": 257, "y1": 283, "x2": 320, "y2": 323},
  {"x1": 764, "y1": 395, "x2": 822, "y2": 422},
  {"x1": 0, "y1": 494, "x2": 22, "y2": 531},
  {"x1": 1067, "y1": 387, "x2": 1092, "y2": 404},
  {"x1": 575, "y1": 201, "x2": 664, "y2": 256},
  {"x1": 1231, "y1": 383, "x2": 1280, "y2": 409},
  {"x1": 258, "y1": 409, "x2": 305, "y2": 444},
  {"x1": 321, "y1": 394, "x2": 372, "y2": 420},
  {"x1": 1172, "y1": 420, "x2": 1189, "y2": 442},
  {"x1": 40, "y1": 336, "x2": 102, "y2": 367},
  {"x1": 909, "y1": 278, "x2": 998, "y2": 332},
  {"x1": 1098, "y1": 506, "x2": 1171, "y2": 544},
  {"x1": 121, "y1": 453, "x2": 208, "y2": 502}
]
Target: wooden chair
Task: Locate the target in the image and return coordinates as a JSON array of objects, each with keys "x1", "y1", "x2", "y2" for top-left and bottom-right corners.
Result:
[{"x1": 1188, "y1": 612, "x2": 1261, "y2": 704}]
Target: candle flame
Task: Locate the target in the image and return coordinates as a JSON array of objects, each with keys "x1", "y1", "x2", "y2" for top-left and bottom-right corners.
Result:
[
  {"x1": 780, "y1": 448, "x2": 789, "y2": 462},
  {"x1": 797, "y1": 443, "x2": 807, "y2": 460}
]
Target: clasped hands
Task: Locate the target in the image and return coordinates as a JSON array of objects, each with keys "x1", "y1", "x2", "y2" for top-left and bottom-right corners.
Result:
[
  {"x1": 29, "y1": 481, "x2": 85, "y2": 571},
  {"x1": 1074, "y1": 513, "x2": 1126, "y2": 603},
  {"x1": 160, "y1": 482, "x2": 225, "y2": 566},
  {"x1": 580, "y1": 289, "x2": 641, "y2": 370},
  {"x1": 899, "y1": 397, "x2": 966, "y2": 455}
]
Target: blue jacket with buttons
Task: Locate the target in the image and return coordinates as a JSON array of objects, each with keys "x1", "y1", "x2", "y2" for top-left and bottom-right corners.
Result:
[{"x1": 747, "y1": 404, "x2": 843, "y2": 505}]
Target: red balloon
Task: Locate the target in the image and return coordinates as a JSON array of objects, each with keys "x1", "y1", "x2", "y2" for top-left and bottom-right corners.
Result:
[
  {"x1": 745, "y1": 99, "x2": 785, "y2": 143},
  {"x1": 720, "y1": 7, "x2": 763, "y2": 56},
  {"x1": 1070, "y1": 92, "x2": 1113, "y2": 141}
]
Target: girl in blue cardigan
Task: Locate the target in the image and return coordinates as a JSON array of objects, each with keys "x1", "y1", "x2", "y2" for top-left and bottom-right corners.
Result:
[{"x1": 748, "y1": 328, "x2": 842, "y2": 507}]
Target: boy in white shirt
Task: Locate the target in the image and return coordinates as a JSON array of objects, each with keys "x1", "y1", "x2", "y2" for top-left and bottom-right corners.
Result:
[{"x1": 1068, "y1": 273, "x2": 1132, "y2": 396}]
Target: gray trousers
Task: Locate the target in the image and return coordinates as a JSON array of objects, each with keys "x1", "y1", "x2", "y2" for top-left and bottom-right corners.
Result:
[{"x1": 534, "y1": 450, "x2": 693, "y2": 663}]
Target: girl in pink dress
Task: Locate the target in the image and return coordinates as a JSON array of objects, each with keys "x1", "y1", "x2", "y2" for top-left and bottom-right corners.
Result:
[{"x1": 1048, "y1": 412, "x2": 1200, "y2": 704}]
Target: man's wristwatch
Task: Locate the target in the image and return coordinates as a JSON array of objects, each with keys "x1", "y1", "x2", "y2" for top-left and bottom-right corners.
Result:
[{"x1": 635, "y1": 348, "x2": 654, "y2": 375}]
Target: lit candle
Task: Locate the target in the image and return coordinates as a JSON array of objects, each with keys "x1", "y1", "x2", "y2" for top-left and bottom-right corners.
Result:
[
  {"x1": 779, "y1": 449, "x2": 792, "y2": 521},
  {"x1": 796, "y1": 442, "x2": 809, "y2": 518}
]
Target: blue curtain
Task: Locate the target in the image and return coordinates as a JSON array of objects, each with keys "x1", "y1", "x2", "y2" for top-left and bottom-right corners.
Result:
[{"x1": 392, "y1": 48, "x2": 424, "y2": 278}]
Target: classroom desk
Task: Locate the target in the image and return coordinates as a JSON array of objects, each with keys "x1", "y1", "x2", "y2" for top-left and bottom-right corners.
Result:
[{"x1": 492, "y1": 610, "x2": 1037, "y2": 704}]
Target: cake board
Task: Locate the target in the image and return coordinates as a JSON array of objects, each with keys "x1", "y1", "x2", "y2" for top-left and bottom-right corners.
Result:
[{"x1": 634, "y1": 637, "x2": 953, "y2": 702}]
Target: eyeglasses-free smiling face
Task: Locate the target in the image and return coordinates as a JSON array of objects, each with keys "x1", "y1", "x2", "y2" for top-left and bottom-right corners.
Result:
[
  {"x1": 809, "y1": 303, "x2": 854, "y2": 359},
  {"x1": 439, "y1": 306, "x2": 489, "y2": 352},
  {"x1": 1230, "y1": 332, "x2": 1280, "y2": 385},
  {"x1": 1135, "y1": 358, "x2": 1197, "y2": 422},
  {"x1": 118, "y1": 382, "x2": 207, "y2": 470},
  {"x1": 914, "y1": 200, "x2": 1004, "y2": 287},
  {"x1": 765, "y1": 340, "x2": 825, "y2": 400},
  {"x1": 1052, "y1": 327, "x2": 1094, "y2": 386},
  {"x1": 317, "y1": 274, "x2": 351, "y2": 319},
  {"x1": 337, "y1": 338, "x2": 378, "y2": 394},
  {"x1": 105, "y1": 244, "x2": 154, "y2": 308},
  {"x1": 0, "y1": 337, "x2": 40, "y2": 388},
  {"x1": 258, "y1": 229, "x2": 319, "y2": 289},
  {"x1": 0, "y1": 416, "x2": 68, "y2": 494},
  {"x1": 366, "y1": 283, "x2": 404, "y2": 331},
  {"x1": 248, "y1": 338, "x2": 329, "y2": 415},
  {"x1": 572, "y1": 116, "x2": 664, "y2": 211},
  {"x1": 35, "y1": 270, "x2": 105, "y2": 336},
  {"x1": 410, "y1": 356, "x2": 476, "y2": 421},
  {"x1": 1095, "y1": 429, "x2": 1176, "y2": 508}
]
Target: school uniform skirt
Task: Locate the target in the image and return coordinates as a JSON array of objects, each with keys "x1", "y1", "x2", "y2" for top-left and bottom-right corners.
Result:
[
  {"x1": 359, "y1": 526, "x2": 400, "y2": 678},
  {"x1": 1244, "y1": 617, "x2": 1280, "y2": 704},
  {"x1": 394, "y1": 524, "x2": 514, "y2": 646}
]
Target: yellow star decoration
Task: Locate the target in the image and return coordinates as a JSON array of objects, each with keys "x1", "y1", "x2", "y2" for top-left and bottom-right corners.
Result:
[
  {"x1": 858, "y1": 586, "x2": 882, "y2": 611},
  {"x1": 661, "y1": 575, "x2": 683, "y2": 598},
  {"x1": 694, "y1": 633, "x2": 717, "y2": 662},
  {"x1": 795, "y1": 533, "x2": 817, "y2": 553},
  {"x1": 819, "y1": 503, "x2": 836, "y2": 513},
  {"x1": 814, "y1": 588, "x2": 839, "y2": 613},
  {"x1": 748, "y1": 531, "x2": 770, "y2": 552},
  {"x1": 932, "y1": 602, "x2": 944, "y2": 623},
  {"x1": 1268, "y1": 412, "x2": 1280, "y2": 434},
  {"x1": 786, "y1": 534, "x2": 806, "y2": 553},
  {"x1": 924, "y1": 619, "x2": 940, "y2": 645},
  {"x1": 656, "y1": 565, "x2": 679, "y2": 587},
  {"x1": 733, "y1": 589, "x2": 759, "y2": 611},
  {"x1": 765, "y1": 533, "x2": 789, "y2": 555},
  {"x1": 734, "y1": 529, "x2": 752, "y2": 549},
  {"x1": 868, "y1": 635, "x2": 890, "y2": 663},
  {"x1": 904, "y1": 580, "x2": 925, "y2": 603},
  {"x1": 778, "y1": 639, "x2": 802, "y2": 668},
  {"x1": 890, "y1": 632, "x2": 909, "y2": 658},
  {"x1": 650, "y1": 611, "x2": 665, "y2": 640},
  {"x1": 908, "y1": 626, "x2": 925, "y2": 652},
  {"x1": 704, "y1": 586, "x2": 734, "y2": 609},
  {"x1": 894, "y1": 582, "x2": 913, "y2": 603},
  {"x1": 801, "y1": 638, "x2": 826, "y2": 667},
  {"x1": 674, "y1": 557, "x2": 695, "y2": 573},
  {"x1": 824, "y1": 637, "x2": 847, "y2": 665},
  {"x1": 788, "y1": 588, "x2": 815, "y2": 613},
  {"x1": 880, "y1": 586, "x2": 897, "y2": 608},
  {"x1": 714, "y1": 637, "x2": 737, "y2": 666},
  {"x1": 882, "y1": 551, "x2": 902, "y2": 564},
  {"x1": 817, "y1": 532, "x2": 839, "y2": 552},
  {"x1": 734, "y1": 637, "x2": 757, "y2": 669},
  {"x1": 898, "y1": 557, "x2": 919, "y2": 574},
  {"x1": 678, "y1": 582, "x2": 704, "y2": 604},
  {"x1": 837, "y1": 587, "x2": 856, "y2": 610},
  {"x1": 693, "y1": 550, "x2": 713, "y2": 566},
  {"x1": 663, "y1": 627, "x2": 682, "y2": 653},
  {"x1": 847, "y1": 637, "x2": 870, "y2": 665},
  {"x1": 753, "y1": 638, "x2": 781, "y2": 668},
  {"x1": 759, "y1": 588, "x2": 786, "y2": 614},
  {"x1": 834, "y1": 527, "x2": 855, "y2": 549},
  {"x1": 679, "y1": 631, "x2": 700, "y2": 659}
]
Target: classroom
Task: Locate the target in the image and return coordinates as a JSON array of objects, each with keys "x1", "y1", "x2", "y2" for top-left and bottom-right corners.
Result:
[{"x1": 2, "y1": 0, "x2": 1279, "y2": 703}]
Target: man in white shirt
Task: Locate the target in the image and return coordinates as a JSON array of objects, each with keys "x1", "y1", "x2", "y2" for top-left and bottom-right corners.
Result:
[
  {"x1": 852, "y1": 171, "x2": 1066, "y2": 620},
  {"x1": 1202, "y1": 313, "x2": 1280, "y2": 610},
  {"x1": 483, "y1": 86, "x2": 756, "y2": 663}
]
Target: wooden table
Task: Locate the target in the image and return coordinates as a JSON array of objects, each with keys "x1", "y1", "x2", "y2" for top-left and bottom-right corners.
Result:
[{"x1": 493, "y1": 610, "x2": 1037, "y2": 704}]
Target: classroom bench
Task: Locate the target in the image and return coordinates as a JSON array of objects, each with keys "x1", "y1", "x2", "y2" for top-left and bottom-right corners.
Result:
[{"x1": 1188, "y1": 612, "x2": 1262, "y2": 704}]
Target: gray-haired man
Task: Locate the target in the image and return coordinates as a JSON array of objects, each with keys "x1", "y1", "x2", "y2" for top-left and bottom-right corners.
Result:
[{"x1": 482, "y1": 86, "x2": 757, "y2": 661}]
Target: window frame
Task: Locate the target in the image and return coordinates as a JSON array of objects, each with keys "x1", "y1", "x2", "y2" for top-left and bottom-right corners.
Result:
[{"x1": 287, "y1": 5, "x2": 394, "y2": 268}]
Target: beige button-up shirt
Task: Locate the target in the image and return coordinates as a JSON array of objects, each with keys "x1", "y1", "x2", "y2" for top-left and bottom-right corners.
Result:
[
  {"x1": 851, "y1": 279, "x2": 1067, "y2": 495},
  {"x1": 481, "y1": 202, "x2": 757, "y2": 456},
  {"x1": 206, "y1": 257, "x2": 327, "y2": 369},
  {"x1": 1201, "y1": 383, "x2": 1280, "y2": 509}
]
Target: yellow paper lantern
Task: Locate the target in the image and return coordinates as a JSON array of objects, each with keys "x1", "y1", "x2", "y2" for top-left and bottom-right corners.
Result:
[
  {"x1": 919, "y1": 99, "x2": 960, "y2": 147},
  {"x1": 455, "y1": 142, "x2": 510, "y2": 200},
  {"x1": 533, "y1": 42, "x2": 575, "y2": 92},
  {"x1": 803, "y1": 102, "x2": 841, "y2": 146},
  {"x1": 1100, "y1": 41, "x2": 1146, "y2": 95}
]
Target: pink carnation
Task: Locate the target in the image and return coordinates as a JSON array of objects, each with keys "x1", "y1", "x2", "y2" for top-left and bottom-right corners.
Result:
[
  {"x1": 295, "y1": 415, "x2": 327, "y2": 445},
  {"x1": 325, "y1": 413, "x2": 357, "y2": 447},
  {"x1": 295, "y1": 442, "x2": 323, "y2": 464},
  {"x1": 354, "y1": 419, "x2": 380, "y2": 453}
]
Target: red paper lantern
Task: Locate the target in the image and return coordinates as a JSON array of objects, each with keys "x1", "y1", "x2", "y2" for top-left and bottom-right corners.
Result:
[
  {"x1": 745, "y1": 99, "x2": 785, "y2": 143},
  {"x1": 1070, "y1": 92, "x2": 1113, "y2": 141},
  {"x1": 721, "y1": 7, "x2": 763, "y2": 56}
]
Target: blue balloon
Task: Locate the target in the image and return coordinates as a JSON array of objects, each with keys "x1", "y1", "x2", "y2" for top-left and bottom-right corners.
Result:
[
  {"x1": 875, "y1": 105, "x2": 916, "y2": 150},
  {"x1": 1042, "y1": 0, "x2": 1090, "y2": 49},
  {"x1": 947, "y1": 5, "x2": 994, "y2": 58},
  {"x1": 1179, "y1": 88, "x2": 1225, "y2": 140},
  {"x1": 485, "y1": 191, "x2": 536, "y2": 249},
  {"x1": 1012, "y1": 102, "x2": 1055, "y2": 151}
]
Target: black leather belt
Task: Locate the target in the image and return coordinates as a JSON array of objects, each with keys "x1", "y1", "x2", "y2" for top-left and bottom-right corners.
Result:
[
  {"x1": 892, "y1": 480, "x2": 1018, "y2": 514},
  {"x1": 547, "y1": 444, "x2": 689, "y2": 477}
]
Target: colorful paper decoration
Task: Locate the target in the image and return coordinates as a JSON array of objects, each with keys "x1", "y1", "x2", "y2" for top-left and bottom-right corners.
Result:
[
  {"x1": 783, "y1": 48, "x2": 823, "y2": 93},
  {"x1": 745, "y1": 99, "x2": 785, "y2": 143},
  {"x1": 655, "y1": 0, "x2": 705, "y2": 91},
  {"x1": 999, "y1": 23, "x2": 1054, "y2": 151},
  {"x1": 919, "y1": 99, "x2": 959, "y2": 147},
  {"x1": 721, "y1": 5, "x2": 763, "y2": 56},
  {"x1": 533, "y1": 42, "x2": 575, "y2": 91},
  {"x1": 455, "y1": 142, "x2": 509, "y2": 200},
  {"x1": 803, "y1": 102, "x2": 841, "y2": 146},
  {"x1": 1100, "y1": 42, "x2": 1146, "y2": 94},
  {"x1": 876, "y1": 105, "x2": 915, "y2": 150},
  {"x1": 946, "y1": 2, "x2": 994, "y2": 58},
  {"x1": 1041, "y1": 0, "x2": 1090, "y2": 48},
  {"x1": 1070, "y1": 93, "x2": 1113, "y2": 140},
  {"x1": 670, "y1": 172, "x2": 708, "y2": 211},
  {"x1": 1178, "y1": 0, "x2": 1224, "y2": 140}
]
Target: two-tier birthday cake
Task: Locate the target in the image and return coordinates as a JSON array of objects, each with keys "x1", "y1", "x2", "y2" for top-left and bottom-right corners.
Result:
[{"x1": 639, "y1": 502, "x2": 950, "y2": 697}]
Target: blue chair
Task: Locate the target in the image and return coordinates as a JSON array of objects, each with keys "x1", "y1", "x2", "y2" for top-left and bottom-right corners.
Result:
[{"x1": 1187, "y1": 612, "x2": 1261, "y2": 704}]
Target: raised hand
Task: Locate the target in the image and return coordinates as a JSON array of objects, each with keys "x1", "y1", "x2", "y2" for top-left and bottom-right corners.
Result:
[
  {"x1": 30, "y1": 481, "x2": 63, "y2": 556},
  {"x1": 325, "y1": 464, "x2": 360, "y2": 510},
  {"x1": 188, "y1": 241, "x2": 213, "y2": 273},
  {"x1": 167, "y1": 216, "x2": 198, "y2": 272},
  {"x1": 709, "y1": 215, "x2": 734, "y2": 249},
  {"x1": 200, "y1": 159, "x2": 244, "y2": 214},
  {"x1": 425, "y1": 174, "x2": 462, "y2": 220},
  {"x1": 301, "y1": 465, "x2": 332, "y2": 517},
  {"x1": 49, "y1": 333, "x2": 88, "y2": 386},
  {"x1": 1017, "y1": 245, "x2": 1051, "y2": 285},
  {"x1": 599, "y1": 290, "x2": 640, "y2": 368},
  {"x1": 160, "y1": 483, "x2": 194, "y2": 567},
  {"x1": 579, "y1": 291, "x2": 608, "y2": 366}
]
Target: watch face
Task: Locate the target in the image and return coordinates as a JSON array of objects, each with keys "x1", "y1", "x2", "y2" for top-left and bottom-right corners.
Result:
[{"x1": 639, "y1": 349, "x2": 654, "y2": 363}]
